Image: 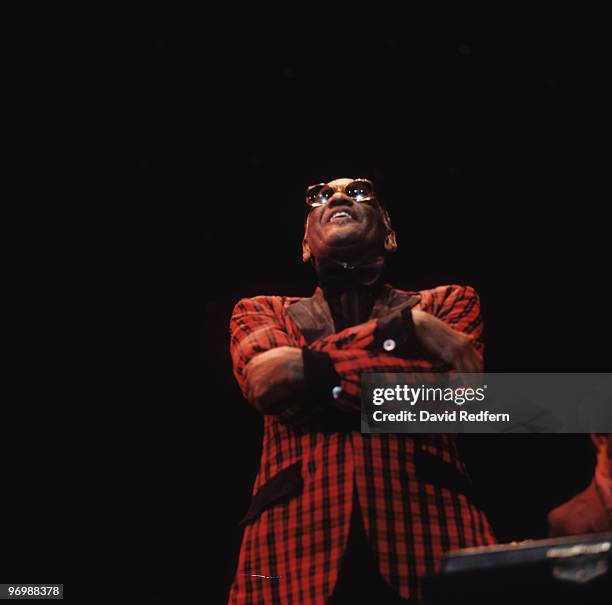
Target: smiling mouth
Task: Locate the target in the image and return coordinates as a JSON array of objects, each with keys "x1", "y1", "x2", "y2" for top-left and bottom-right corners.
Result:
[{"x1": 328, "y1": 210, "x2": 356, "y2": 223}]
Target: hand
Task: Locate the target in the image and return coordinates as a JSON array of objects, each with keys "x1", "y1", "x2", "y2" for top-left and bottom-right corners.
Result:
[
  {"x1": 412, "y1": 309, "x2": 483, "y2": 372},
  {"x1": 243, "y1": 346, "x2": 305, "y2": 413}
]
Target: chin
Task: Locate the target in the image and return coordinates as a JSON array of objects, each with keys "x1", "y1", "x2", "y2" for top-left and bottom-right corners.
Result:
[
  {"x1": 325, "y1": 222, "x2": 365, "y2": 239},
  {"x1": 325, "y1": 231, "x2": 363, "y2": 249}
]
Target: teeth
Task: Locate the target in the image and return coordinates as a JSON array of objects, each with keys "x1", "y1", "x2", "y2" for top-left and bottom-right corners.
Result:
[{"x1": 330, "y1": 211, "x2": 351, "y2": 221}]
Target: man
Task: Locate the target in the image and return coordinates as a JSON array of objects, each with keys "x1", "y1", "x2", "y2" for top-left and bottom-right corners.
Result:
[
  {"x1": 228, "y1": 178, "x2": 495, "y2": 604},
  {"x1": 548, "y1": 434, "x2": 612, "y2": 537}
]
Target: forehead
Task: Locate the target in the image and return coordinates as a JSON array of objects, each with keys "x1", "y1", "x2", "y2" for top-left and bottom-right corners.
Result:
[{"x1": 326, "y1": 177, "x2": 354, "y2": 189}]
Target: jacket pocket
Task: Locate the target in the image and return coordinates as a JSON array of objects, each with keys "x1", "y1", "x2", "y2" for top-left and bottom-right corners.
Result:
[
  {"x1": 414, "y1": 448, "x2": 480, "y2": 507},
  {"x1": 239, "y1": 462, "x2": 303, "y2": 527}
]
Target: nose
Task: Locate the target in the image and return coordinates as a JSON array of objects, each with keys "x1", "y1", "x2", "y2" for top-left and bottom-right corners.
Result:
[{"x1": 327, "y1": 192, "x2": 354, "y2": 207}]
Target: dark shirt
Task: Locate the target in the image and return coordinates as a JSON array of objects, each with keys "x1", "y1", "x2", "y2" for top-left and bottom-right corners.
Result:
[
  {"x1": 321, "y1": 262, "x2": 413, "y2": 603},
  {"x1": 297, "y1": 259, "x2": 389, "y2": 430},
  {"x1": 316, "y1": 255, "x2": 386, "y2": 331},
  {"x1": 323, "y1": 280, "x2": 384, "y2": 332}
]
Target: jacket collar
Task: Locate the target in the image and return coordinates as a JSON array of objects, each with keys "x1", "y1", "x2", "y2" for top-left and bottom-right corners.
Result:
[{"x1": 287, "y1": 284, "x2": 420, "y2": 345}]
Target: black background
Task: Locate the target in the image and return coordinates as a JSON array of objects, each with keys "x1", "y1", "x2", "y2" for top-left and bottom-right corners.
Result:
[{"x1": 6, "y1": 10, "x2": 610, "y2": 604}]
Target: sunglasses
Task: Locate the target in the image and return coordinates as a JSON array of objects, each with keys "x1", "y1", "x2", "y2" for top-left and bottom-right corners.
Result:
[{"x1": 305, "y1": 178, "x2": 376, "y2": 207}]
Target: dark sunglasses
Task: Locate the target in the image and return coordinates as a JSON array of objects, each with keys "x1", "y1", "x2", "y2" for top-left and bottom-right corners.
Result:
[{"x1": 305, "y1": 178, "x2": 376, "y2": 207}]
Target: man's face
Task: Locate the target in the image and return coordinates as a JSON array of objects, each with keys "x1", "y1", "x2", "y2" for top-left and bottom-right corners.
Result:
[{"x1": 303, "y1": 178, "x2": 387, "y2": 263}]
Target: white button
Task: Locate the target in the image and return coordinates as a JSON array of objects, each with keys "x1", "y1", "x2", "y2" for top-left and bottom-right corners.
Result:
[
  {"x1": 383, "y1": 338, "x2": 396, "y2": 351},
  {"x1": 332, "y1": 386, "x2": 342, "y2": 399}
]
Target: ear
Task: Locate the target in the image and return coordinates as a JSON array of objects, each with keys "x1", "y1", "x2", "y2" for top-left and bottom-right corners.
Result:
[
  {"x1": 302, "y1": 212, "x2": 312, "y2": 262},
  {"x1": 302, "y1": 236, "x2": 311, "y2": 262},
  {"x1": 380, "y1": 207, "x2": 397, "y2": 253},
  {"x1": 384, "y1": 230, "x2": 398, "y2": 253}
]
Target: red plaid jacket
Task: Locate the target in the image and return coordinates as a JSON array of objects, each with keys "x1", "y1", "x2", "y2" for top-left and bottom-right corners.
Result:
[{"x1": 228, "y1": 284, "x2": 496, "y2": 604}]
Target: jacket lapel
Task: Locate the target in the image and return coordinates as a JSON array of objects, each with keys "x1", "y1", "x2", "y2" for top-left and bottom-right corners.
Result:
[
  {"x1": 372, "y1": 285, "x2": 421, "y2": 319},
  {"x1": 287, "y1": 285, "x2": 421, "y2": 345},
  {"x1": 287, "y1": 288, "x2": 335, "y2": 344}
]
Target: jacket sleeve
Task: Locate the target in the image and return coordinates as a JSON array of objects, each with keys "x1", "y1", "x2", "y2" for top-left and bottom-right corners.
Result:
[
  {"x1": 547, "y1": 510, "x2": 564, "y2": 538},
  {"x1": 426, "y1": 284, "x2": 484, "y2": 352},
  {"x1": 307, "y1": 284, "x2": 483, "y2": 354},
  {"x1": 229, "y1": 295, "x2": 297, "y2": 401},
  {"x1": 229, "y1": 295, "x2": 420, "y2": 402},
  {"x1": 305, "y1": 285, "x2": 484, "y2": 412},
  {"x1": 230, "y1": 285, "x2": 483, "y2": 415}
]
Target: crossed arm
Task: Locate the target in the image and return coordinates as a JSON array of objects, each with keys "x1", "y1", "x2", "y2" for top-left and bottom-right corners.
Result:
[{"x1": 230, "y1": 285, "x2": 484, "y2": 420}]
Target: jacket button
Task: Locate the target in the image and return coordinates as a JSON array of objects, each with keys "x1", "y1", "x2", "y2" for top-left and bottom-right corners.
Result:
[
  {"x1": 332, "y1": 386, "x2": 342, "y2": 399},
  {"x1": 383, "y1": 338, "x2": 396, "y2": 351}
]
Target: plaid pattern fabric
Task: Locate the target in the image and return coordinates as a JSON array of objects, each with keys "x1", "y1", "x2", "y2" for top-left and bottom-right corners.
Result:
[{"x1": 228, "y1": 285, "x2": 496, "y2": 604}]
